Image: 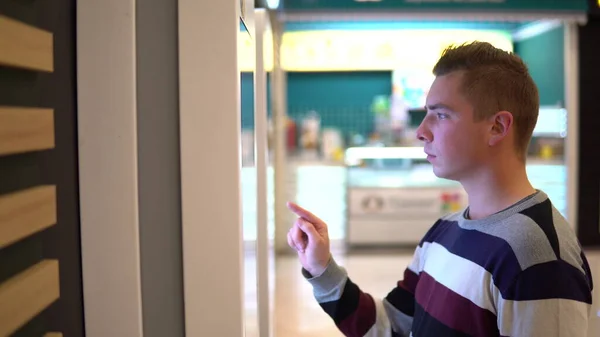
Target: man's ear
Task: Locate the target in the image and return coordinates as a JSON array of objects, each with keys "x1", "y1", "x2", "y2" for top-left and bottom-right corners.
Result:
[{"x1": 488, "y1": 111, "x2": 513, "y2": 146}]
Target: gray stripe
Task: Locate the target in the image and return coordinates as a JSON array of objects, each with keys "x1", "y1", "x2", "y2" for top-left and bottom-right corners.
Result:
[
  {"x1": 305, "y1": 258, "x2": 349, "y2": 303},
  {"x1": 552, "y1": 206, "x2": 586, "y2": 274},
  {"x1": 462, "y1": 213, "x2": 558, "y2": 270},
  {"x1": 459, "y1": 190, "x2": 548, "y2": 228},
  {"x1": 442, "y1": 191, "x2": 586, "y2": 278},
  {"x1": 445, "y1": 191, "x2": 565, "y2": 270},
  {"x1": 383, "y1": 298, "x2": 413, "y2": 337}
]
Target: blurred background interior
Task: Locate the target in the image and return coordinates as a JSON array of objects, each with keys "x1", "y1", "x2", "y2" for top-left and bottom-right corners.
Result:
[
  {"x1": 238, "y1": 1, "x2": 600, "y2": 337},
  {"x1": 1, "y1": 0, "x2": 599, "y2": 337}
]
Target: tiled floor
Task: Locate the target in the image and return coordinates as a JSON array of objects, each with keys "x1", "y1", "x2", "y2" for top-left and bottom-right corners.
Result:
[{"x1": 244, "y1": 249, "x2": 600, "y2": 337}]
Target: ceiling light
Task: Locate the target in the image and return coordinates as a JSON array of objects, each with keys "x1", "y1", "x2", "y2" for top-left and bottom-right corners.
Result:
[{"x1": 266, "y1": 0, "x2": 280, "y2": 9}]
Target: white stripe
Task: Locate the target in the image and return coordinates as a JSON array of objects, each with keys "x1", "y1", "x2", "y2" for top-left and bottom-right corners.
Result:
[
  {"x1": 420, "y1": 242, "x2": 497, "y2": 315},
  {"x1": 497, "y1": 298, "x2": 591, "y2": 336},
  {"x1": 407, "y1": 245, "x2": 426, "y2": 275}
]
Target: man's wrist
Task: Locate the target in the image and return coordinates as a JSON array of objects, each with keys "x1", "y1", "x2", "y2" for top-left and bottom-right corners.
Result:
[
  {"x1": 302, "y1": 258, "x2": 348, "y2": 302},
  {"x1": 307, "y1": 256, "x2": 331, "y2": 278}
]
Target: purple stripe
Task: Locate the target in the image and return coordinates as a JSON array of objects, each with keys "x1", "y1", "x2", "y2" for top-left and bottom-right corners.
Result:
[
  {"x1": 413, "y1": 302, "x2": 473, "y2": 337},
  {"x1": 399, "y1": 267, "x2": 419, "y2": 294},
  {"x1": 503, "y1": 259, "x2": 593, "y2": 303},
  {"x1": 338, "y1": 292, "x2": 376, "y2": 337},
  {"x1": 416, "y1": 272, "x2": 499, "y2": 337},
  {"x1": 421, "y1": 219, "x2": 522, "y2": 295}
]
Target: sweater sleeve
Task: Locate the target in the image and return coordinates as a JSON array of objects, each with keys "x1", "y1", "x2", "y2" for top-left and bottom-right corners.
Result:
[
  {"x1": 495, "y1": 259, "x2": 593, "y2": 337},
  {"x1": 303, "y1": 258, "x2": 420, "y2": 337}
]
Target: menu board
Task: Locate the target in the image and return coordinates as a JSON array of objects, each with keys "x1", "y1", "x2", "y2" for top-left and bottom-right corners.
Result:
[{"x1": 239, "y1": 29, "x2": 513, "y2": 72}]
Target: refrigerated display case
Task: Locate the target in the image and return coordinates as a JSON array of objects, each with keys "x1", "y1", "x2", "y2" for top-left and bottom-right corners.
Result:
[{"x1": 344, "y1": 143, "x2": 568, "y2": 248}]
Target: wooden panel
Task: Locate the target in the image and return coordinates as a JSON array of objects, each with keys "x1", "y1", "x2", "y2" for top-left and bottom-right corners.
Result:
[
  {"x1": 0, "y1": 15, "x2": 53, "y2": 72},
  {"x1": 0, "y1": 107, "x2": 55, "y2": 156},
  {"x1": 0, "y1": 185, "x2": 57, "y2": 249},
  {"x1": 0, "y1": 260, "x2": 60, "y2": 336},
  {"x1": 44, "y1": 333, "x2": 63, "y2": 337}
]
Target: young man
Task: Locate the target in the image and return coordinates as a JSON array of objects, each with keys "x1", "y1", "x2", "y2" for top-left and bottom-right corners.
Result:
[{"x1": 287, "y1": 42, "x2": 594, "y2": 337}]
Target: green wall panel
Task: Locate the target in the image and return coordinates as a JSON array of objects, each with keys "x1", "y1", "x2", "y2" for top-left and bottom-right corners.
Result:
[
  {"x1": 286, "y1": 71, "x2": 391, "y2": 137},
  {"x1": 514, "y1": 26, "x2": 565, "y2": 106}
]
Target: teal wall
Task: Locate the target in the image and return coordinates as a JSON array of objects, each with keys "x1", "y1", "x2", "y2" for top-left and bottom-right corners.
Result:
[
  {"x1": 241, "y1": 71, "x2": 391, "y2": 138},
  {"x1": 241, "y1": 72, "x2": 259, "y2": 128},
  {"x1": 514, "y1": 26, "x2": 565, "y2": 106},
  {"x1": 287, "y1": 71, "x2": 391, "y2": 137}
]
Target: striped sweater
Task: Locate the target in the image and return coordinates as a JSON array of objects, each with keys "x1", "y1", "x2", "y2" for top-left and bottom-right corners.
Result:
[{"x1": 303, "y1": 191, "x2": 594, "y2": 336}]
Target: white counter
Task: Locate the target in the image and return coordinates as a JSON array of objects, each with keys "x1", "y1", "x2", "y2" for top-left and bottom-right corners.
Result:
[{"x1": 240, "y1": 160, "x2": 567, "y2": 247}]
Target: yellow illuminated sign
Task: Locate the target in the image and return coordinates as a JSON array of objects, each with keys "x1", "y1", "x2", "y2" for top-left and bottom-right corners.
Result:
[
  {"x1": 239, "y1": 29, "x2": 513, "y2": 72},
  {"x1": 238, "y1": 30, "x2": 274, "y2": 72}
]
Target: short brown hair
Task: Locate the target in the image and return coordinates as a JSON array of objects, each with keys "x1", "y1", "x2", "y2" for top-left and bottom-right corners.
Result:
[{"x1": 433, "y1": 41, "x2": 539, "y2": 159}]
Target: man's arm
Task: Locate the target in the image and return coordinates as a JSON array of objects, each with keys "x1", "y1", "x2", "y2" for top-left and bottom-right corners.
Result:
[
  {"x1": 496, "y1": 259, "x2": 593, "y2": 337},
  {"x1": 286, "y1": 202, "x2": 421, "y2": 337},
  {"x1": 303, "y1": 259, "x2": 419, "y2": 337}
]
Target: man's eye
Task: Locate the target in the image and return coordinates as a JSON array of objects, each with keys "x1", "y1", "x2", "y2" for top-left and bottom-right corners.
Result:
[{"x1": 437, "y1": 113, "x2": 448, "y2": 119}]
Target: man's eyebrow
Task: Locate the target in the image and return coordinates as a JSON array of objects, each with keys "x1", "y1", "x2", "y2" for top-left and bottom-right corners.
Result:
[{"x1": 425, "y1": 103, "x2": 454, "y2": 111}]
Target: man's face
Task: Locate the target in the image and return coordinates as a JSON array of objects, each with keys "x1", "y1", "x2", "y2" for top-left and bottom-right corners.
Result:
[{"x1": 417, "y1": 71, "x2": 492, "y2": 181}]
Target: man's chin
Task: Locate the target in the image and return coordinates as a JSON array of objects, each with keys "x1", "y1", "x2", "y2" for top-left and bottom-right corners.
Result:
[{"x1": 432, "y1": 166, "x2": 458, "y2": 181}]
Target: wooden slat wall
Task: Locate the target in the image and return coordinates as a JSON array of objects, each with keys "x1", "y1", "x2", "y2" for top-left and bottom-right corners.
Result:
[
  {"x1": 0, "y1": 15, "x2": 53, "y2": 72},
  {"x1": 0, "y1": 185, "x2": 57, "y2": 249},
  {"x1": 0, "y1": 107, "x2": 55, "y2": 156},
  {"x1": 0, "y1": 260, "x2": 60, "y2": 336},
  {"x1": 0, "y1": 4, "x2": 69, "y2": 336}
]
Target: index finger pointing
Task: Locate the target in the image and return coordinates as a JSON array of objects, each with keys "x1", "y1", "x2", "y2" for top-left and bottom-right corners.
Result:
[{"x1": 286, "y1": 201, "x2": 324, "y2": 225}]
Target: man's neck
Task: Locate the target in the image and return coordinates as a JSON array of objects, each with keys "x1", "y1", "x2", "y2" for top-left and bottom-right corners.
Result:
[{"x1": 461, "y1": 159, "x2": 536, "y2": 220}]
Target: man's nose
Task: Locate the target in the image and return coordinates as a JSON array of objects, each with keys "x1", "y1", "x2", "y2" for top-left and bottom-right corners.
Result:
[{"x1": 416, "y1": 122, "x2": 431, "y2": 142}]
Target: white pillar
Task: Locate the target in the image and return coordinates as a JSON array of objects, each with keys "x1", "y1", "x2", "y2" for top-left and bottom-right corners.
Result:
[
  {"x1": 179, "y1": 0, "x2": 245, "y2": 336},
  {"x1": 270, "y1": 15, "x2": 291, "y2": 253},
  {"x1": 564, "y1": 21, "x2": 580, "y2": 230},
  {"x1": 77, "y1": 0, "x2": 144, "y2": 336},
  {"x1": 255, "y1": 10, "x2": 273, "y2": 337}
]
